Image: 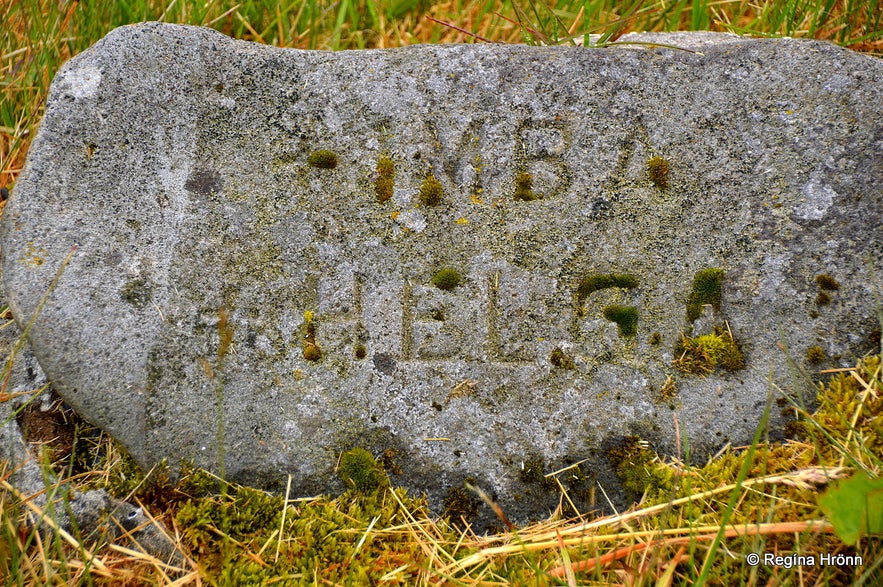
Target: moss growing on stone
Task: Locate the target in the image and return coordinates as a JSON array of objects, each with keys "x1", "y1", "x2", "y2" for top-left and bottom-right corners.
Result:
[
  {"x1": 649, "y1": 332, "x2": 662, "y2": 345},
  {"x1": 519, "y1": 458, "x2": 556, "y2": 491},
  {"x1": 354, "y1": 343, "x2": 367, "y2": 359},
  {"x1": 375, "y1": 155, "x2": 394, "y2": 203},
  {"x1": 176, "y1": 477, "x2": 430, "y2": 585},
  {"x1": 550, "y1": 347, "x2": 576, "y2": 370},
  {"x1": 120, "y1": 277, "x2": 152, "y2": 308},
  {"x1": 513, "y1": 172, "x2": 540, "y2": 201},
  {"x1": 176, "y1": 461, "x2": 223, "y2": 498},
  {"x1": 815, "y1": 274, "x2": 841, "y2": 291},
  {"x1": 607, "y1": 436, "x2": 673, "y2": 499},
  {"x1": 303, "y1": 312, "x2": 322, "y2": 362},
  {"x1": 647, "y1": 156, "x2": 670, "y2": 189},
  {"x1": 303, "y1": 342, "x2": 321, "y2": 362},
  {"x1": 603, "y1": 305, "x2": 639, "y2": 337},
  {"x1": 686, "y1": 268, "x2": 724, "y2": 321},
  {"x1": 674, "y1": 326, "x2": 744, "y2": 375},
  {"x1": 807, "y1": 345, "x2": 826, "y2": 364},
  {"x1": 431, "y1": 267, "x2": 461, "y2": 290},
  {"x1": 577, "y1": 273, "x2": 638, "y2": 303},
  {"x1": 816, "y1": 291, "x2": 832, "y2": 306},
  {"x1": 177, "y1": 485, "x2": 283, "y2": 550},
  {"x1": 307, "y1": 149, "x2": 338, "y2": 169},
  {"x1": 419, "y1": 174, "x2": 443, "y2": 206},
  {"x1": 442, "y1": 486, "x2": 478, "y2": 526},
  {"x1": 338, "y1": 448, "x2": 389, "y2": 492}
]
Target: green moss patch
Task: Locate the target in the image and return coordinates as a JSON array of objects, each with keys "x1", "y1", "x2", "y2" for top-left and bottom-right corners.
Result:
[
  {"x1": 442, "y1": 486, "x2": 478, "y2": 527},
  {"x1": 686, "y1": 267, "x2": 724, "y2": 321},
  {"x1": 806, "y1": 345, "x2": 826, "y2": 364},
  {"x1": 607, "y1": 436, "x2": 673, "y2": 499},
  {"x1": 302, "y1": 311, "x2": 322, "y2": 362},
  {"x1": 307, "y1": 149, "x2": 338, "y2": 169},
  {"x1": 577, "y1": 273, "x2": 638, "y2": 303},
  {"x1": 602, "y1": 305, "x2": 638, "y2": 337},
  {"x1": 338, "y1": 448, "x2": 389, "y2": 492},
  {"x1": 431, "y1": 267, "x2": 461, "y2": 290},
  {"x1": 815, "y1": 274, "x2": 841, "y2": 290},
  {"x1": 375, "y1": 155, "x2": 394, "y2": 203},
  {"x1": 647, "y1": 155, "x2": 670, "y2": 188},
  {"x1": 549, "y1": 347, "x2": 575, "y2": 370},
  {"x1": 513, "y1": 172, "x2": 540, "y2": 201}
]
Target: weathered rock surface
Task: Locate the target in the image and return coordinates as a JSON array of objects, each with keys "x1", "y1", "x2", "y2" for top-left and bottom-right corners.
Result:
[
  {"x1": 2, "y1": 23, "x2": 881, "y2": 521},
  {"x1": 0, "y1": 323, "x2": 181, "y2": 564}
]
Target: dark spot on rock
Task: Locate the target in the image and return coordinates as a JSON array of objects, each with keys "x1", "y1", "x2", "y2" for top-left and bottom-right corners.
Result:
[
  {"x1": 121, "y1": 278, "x2": 152, "y2": 308},
  {"x1": 185, "y1": 169, "x2": 223, "y2": 197},
  {"x1": 373, "y1": 353, "x2": 396, "y2": 376}
]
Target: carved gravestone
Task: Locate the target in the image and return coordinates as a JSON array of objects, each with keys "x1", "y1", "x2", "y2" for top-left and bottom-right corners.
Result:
[{"x1": 2, "y1": 23, "x2": 880, "y2": 521}]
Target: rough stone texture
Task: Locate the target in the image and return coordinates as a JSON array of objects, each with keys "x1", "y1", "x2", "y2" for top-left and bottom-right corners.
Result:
[
  {"x1": 2, "y1": 23, "x2": 881, "y2": 521},
  {"x1": 0, "y1": 319, "x2": 180, "y2": 563}
]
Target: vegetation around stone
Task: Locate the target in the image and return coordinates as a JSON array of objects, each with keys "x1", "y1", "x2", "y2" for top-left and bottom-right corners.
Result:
[{"x1": 4, "y1": 349, "x2": 880, "y2": 585}]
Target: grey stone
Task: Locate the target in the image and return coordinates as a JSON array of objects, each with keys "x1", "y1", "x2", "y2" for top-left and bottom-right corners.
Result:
[
  {"x1": 2, "y1": 23, "x2": 881, "y2": 521},
  {"x1": 0, "y1": 317, "x2": 180, "y2": 564}
]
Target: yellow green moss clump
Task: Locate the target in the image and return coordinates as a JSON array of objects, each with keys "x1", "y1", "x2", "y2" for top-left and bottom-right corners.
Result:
[
  {"x1": 815, "y1": 274, "x2": 841, "y2": 290},
  {"x1": 513, "y1": 172, "x2": 540, "y2": 201},
  {"x1": 550, "y1": 347, "x2": 576, "y2": 370},
  {"x1": 647, "y1": 155, "x2": 670, "y2": 188},
  {"x1": 419, "y1": 174, "x2": 443, "y2": 206},
  {"x1": 375, "y1": 155, "x2": 394, "y2": 203},
  {"x1": 602, "y1": 305, "x2": 639, "y2": 337},
  {"x1": 431, "y1": 267, "x2": 461, "y2": 290},
  {"x1": 806, "y1": 345, "x2": 827, "y2": 364},
  {"x1": 338, "y1": 448, "x2": 389, "y2": 492},
  {"x1": 809, "y1": 355, "x2": 882, "y2": 458},
  {"x1": 607, "y1": 436, "x2": 674, "y2": 499},
  {"x1": 674, "y1": 326, "x2": 744, "y2": 375},
  {"x1": 307, "y1": 149, "x2": 338, "y2": 169},
  {"x1": 302, "y1": 311, "x2": 321, "y2": 362},
  {"x1": 175, "y1": 474, "x2": 431, "y2": 585},
  {"x1": 686, "y1": 267, "x2": 724, "y2": 321}
]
